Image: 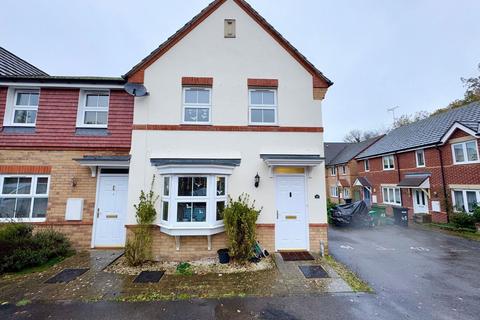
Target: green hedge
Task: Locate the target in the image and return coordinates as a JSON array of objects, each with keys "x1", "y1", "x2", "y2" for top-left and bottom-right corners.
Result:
[{"x1": 0, "y1": 223, "x2": 74, "y2": 274}]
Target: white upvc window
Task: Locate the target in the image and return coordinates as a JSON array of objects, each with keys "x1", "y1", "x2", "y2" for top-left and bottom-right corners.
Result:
[
  {"x1": 341, "y1": 165, "x2": 347, "y2": 175},
  {"x1": 183, "y1": 87, "x2": 211, "y2": 124},
  {"x1": 11, "y1": 89, "x2": 40, "y2": 126},
  {"x1": 249, "y1": 89, "x2": 277, "y2": 125},
  {"x1": 0, "y1": 175, "x2": 49, "y2": 221},
  {"x1": 416, "y1": 149, "x2": 425, "y2": 167},
  {"x1": 364, "y1": 159, "x2": 370, "y2": 172},
  {"x1": 383, "y1": 155, "x2": 395, "y2": 170},
  {"x1": 330, "y1": 186, "x2": 338, "y2": 197},
  {"x1": 452, "y1": 189, "x2": 480, "y2": 213},
  {"x1": 382, "y1": 186, "x2": 401, "y2": 205},
  {"x1": 452, "y1": 140, "x2": 479, "y2": 164},
  {"x1": 161, "y1": 175, "x2": 227, "y2": 227},
  {"x1": 77, "y1": 90, "x2": 110, "y2": 128},
  {"x1": 330, "y1": 166, "x2": 336, "y2": 176}
]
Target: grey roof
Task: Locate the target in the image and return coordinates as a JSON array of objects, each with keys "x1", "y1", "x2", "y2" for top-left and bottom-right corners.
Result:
[
  {"x1": 0, "y1": 74, "x2": 125, "y2": 85},
  {"x1": 357, "y1": 102, "x2": 480, "y2": 159},
  {"x1": 355, "y1": 177, "x2": 372, "y2": 188},
  {"x1": 325, "y1": 137, "x2": 382, "y2": 166},
  {"x1": 397, "y1": 173, "x2": 430, "y2": 188},
  {"x1": 0, "y1": 47, "x2": 48, "y2": 76},
  {"x1": 151, "y1": 158, "x2": 241, "y2": 167}
]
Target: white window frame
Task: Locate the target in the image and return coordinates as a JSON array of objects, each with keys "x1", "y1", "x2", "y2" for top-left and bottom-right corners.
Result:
[
  {"x1": 248, "y1": 88, "x2": 278, "y2": 125},
  {"x1": 182, "y1": 87, "x2": 212, "y2": 124},
  {"x1": 415, "y1": 149, "x2": 425, "y2": 167},
  {"x1": 451, "y1": 140, "x2": 480, "y2": 165},
  {"x1": 0, "y1": 175, "x2": 50, "y2": 222},
  {"x1": 11, "y1": 89, "x2": 40, "y2": 127},
  {"x1": 341, "y1": 165, "x2": 347, "y2": 175},
  {"x1": 451, "y1": 189, "x2": 480, "y2": 213},
  {"x1": 330, "y1": 166, "x2": 336, "y2": 176},
  {"x1": 330, "y1": 186, "x2": 338, "y2": 197},
  {"x1": 364, "y1": 159, "x2": 370, "y2": 172},
  {"x1": 383, "y1": 155, "x2": 395, "y2": 170},
  {"x1": 161, "y1": 175, "x2": 227, "y2": 228},
  {"x1": 382, "y1": 186, "x2": 401, "y2": 206},
  {"x1": 76, "y1": 90, "x2": 110, "y2": 128},
  {"x1": 344, "y1": 188, "x2": 350, "y2": 199}
]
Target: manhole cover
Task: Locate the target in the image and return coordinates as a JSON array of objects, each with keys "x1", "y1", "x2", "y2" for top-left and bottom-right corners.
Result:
[
  {"x1": 280, "y1": 251, "x2": 315, "y2": 261},
  {"x1": 45, "y1": 268, "x2": 89, "y2": 283},
  {"x1": 298, "y1": 265, "x2": 329, "y2": 279},
  {"x1": 133, "y1": 271, "x2": 165, "y2": 283}
]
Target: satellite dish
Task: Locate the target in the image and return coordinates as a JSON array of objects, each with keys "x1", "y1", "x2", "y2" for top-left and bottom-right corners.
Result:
[{"x1": 124, "y1": 83, "x2": 149, "y2": 97}]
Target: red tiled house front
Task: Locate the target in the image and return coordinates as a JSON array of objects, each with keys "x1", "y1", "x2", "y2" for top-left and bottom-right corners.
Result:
[
  {"x1": 355, "y1": 103, "x2": 480, "y2": 223},
  {"x1": 0, "y1": 47, "x2": 134, "y2": 249}
]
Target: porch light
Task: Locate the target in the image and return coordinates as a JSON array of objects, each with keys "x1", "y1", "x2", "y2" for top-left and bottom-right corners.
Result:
[{"x1": 254, "y1": 173, "x2": 260, "y2": 188}]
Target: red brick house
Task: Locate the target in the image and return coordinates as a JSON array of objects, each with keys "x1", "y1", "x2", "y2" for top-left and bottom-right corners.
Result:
[
  {"x1": 355, "y1": 102, "x2": 480, "y2": 223},
  {"x1": 0, "y1": 47, "x2": 134, "y2": 249}
]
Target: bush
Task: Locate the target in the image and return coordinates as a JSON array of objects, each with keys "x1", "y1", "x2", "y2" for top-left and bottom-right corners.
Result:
[
  {"x1": 0, "y1": 223, "x2": 74, "y2": 274},
  {"x1": 473, "y1": 206, "x2": 480, "y2": 224},
  {"x1": 451, "y1": 212, "x2": 476, "y2": 229},
  {"x1": 125, "y1": 177, "x2": 158, "y2": 267},
  {"x1": 223, "y1": 194, "x2": 261, "y2": 264},
  {"x1": 327, "y1": 199, "x2": 337, "y2": 224},
  {"x1": 176, "y1": 262, "x2": 193, "y2": 276}
]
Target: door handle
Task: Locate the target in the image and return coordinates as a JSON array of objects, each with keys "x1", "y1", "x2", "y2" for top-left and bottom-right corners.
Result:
[{"x1": 97, "y1": 208, "x2": 100, "y2": 218}]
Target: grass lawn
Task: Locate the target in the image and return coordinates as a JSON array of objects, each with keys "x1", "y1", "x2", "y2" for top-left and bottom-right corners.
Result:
[{"x1": 420, "y1": 223, "x2": 480, "y2": 241}]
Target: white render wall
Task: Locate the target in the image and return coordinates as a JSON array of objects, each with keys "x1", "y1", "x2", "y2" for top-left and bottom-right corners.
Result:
[{"x1": 127, "y1": 0, "x2": 327, "y2": 226}]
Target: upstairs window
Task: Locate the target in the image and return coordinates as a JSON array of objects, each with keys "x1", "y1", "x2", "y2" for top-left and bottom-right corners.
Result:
[
  {"x1": 330, "y1": 167, "x2": 336, "y2": 176},
  {"x1": 249, "y1": 89, "x2": 277, "y2": 125},
  {"x1": 416, "y1": 149, "x2": 425, "y2": 167},
  {"x1": 183, "y1": 87, "x2": 211, "y2": 124},
  {"x1": 364, "y1": 159, "x2": 370, "y2": 171},
  {"x1": 383, "y1": 155, "x2": 395, "y2": 170},
  {"x1": 12, "y1": 90, "x2": 39, "y2": 126},
  {"x1": 452, "y1": 140, "x2": 479, "y2": 164},
  {"x1": 78, "y1": 90, "x2": 109, "y2": 128},
  {"x1": 0, "y1": 175, "x2": 49, "y2": 220},
  {"x1": 341, "y1": 165, "x2": 347, "y2": 175}
]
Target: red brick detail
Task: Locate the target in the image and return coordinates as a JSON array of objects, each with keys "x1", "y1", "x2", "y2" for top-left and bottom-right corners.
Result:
[
  {"x1": 309, "y1": 223, "x2": 328, "y2": 227},
  {"x1": 0, "y1": 88, "x2": 134, "y2": 149},
  {"x1": 248, "y1": 79, "x2": 278, "y2": 88},
  {"x1": 182, "y1": 77, "x2": 213, "y2": 86},
  {"x1": 256, "y1": 223, "x2": 275, "y2": 228},
  {"x1": 0, "y1": 165, "x2": 51, "y2": 174},
  {"x1": 132, "y1": 124, "x2": 324, "y2": 133}
]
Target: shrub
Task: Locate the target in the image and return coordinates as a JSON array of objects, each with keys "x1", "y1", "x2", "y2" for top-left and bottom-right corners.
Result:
[
  {"x1": 176, "y1": 262, "x2": 193, "y2": 275},
  {"x1": 473, "y1": 206, "x2": 480, "y2": 224},
  {"x1": 327, "y1": 199, "x2": 337, "y2": 224},
  {"x1": 0, "y1": 223, "x2": 74, "y2": 274},
  {"x1": 450, "y1": 212, "x2": 476, "y2": 229},
  {"x1": 223, "y1": 194, "x2": 261, "y2": 264},
  {"x1": 125, "y1": 177, "x2": 158, "y2": 267}
]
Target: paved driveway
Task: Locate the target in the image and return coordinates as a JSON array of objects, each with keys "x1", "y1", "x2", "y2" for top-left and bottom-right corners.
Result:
[{"x1": 329, "y1": 225, "x2": 480, "y2": 320}]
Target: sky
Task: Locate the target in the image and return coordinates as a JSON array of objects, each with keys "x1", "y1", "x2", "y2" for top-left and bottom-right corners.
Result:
[{"x1": 1, "y1": 0, "x2": 479, "y2": 141}]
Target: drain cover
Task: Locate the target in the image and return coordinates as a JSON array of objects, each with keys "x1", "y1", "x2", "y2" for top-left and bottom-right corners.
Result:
[
  {"x1": 133, "y1": 271, "x2": 165, "y2": 283},
  {"x1": 299, "y1": 265, "x2": 329, "y2": 279},
  {"x1": 45, "y1": 268, "x2": 89, "y2": 283}
]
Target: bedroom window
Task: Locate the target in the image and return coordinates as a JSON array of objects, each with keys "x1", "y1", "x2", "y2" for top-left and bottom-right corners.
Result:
[
  {"x1": 249, "y1": 89, "x2": 277, "y2": 125},
  {"x1": 364, "y1": 159, "x2": 370, "y2": 171},
  {"x1": 416, "y1": 150, "x2": 425, "y2": 167},
  {"x1": 452, "y1": 141, "x2": 479, "y2": 164},
  {"x1": 12, "y1": 89, "x2": 39, "y2": 126},
  {"x1": 78, "y1": 90, "x2": 109, "y2": 127},
  {"x1": 0, "y1": 175, "x2": 49, "y2": 220},
  {"x1": 183, "y1": 87, "x2": 211, "y2": 123},
  {"x1": 383, "y1": 155, "x2": 395, "y2": 170}
]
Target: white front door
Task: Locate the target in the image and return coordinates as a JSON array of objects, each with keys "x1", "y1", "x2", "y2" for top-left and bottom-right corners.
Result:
[
  {"x1": 413, "y1": 189, "x2": 429, "y2": 214},
  {"x1": 275, "y1": 175, "x2": 308, "y2": 251},
  {"x1": 93, "y1": 175, "x2": 128, "y2": 247}
]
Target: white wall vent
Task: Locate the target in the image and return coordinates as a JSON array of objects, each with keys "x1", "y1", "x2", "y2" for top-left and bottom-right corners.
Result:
[
  {"x1": 65, "y1": 198, "x2": 84, "y2": 221},
  {"x1": 224, "y1": 19, "x2": 236, "y2": 38}
]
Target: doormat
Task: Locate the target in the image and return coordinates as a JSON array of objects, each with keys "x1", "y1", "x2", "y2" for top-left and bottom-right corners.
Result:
[
  {"x1": 133, "y1": 271, "x2": 165, "y2": 283},
  {"x1": 280, "y1": 251, "x2": 315, "y2": 261},
  {"x1": 45, "y1": 268, "x2": 89, "y2": 284},
  {"x1": 299, "y1": 265, "x2": 329, "y2": 279}
]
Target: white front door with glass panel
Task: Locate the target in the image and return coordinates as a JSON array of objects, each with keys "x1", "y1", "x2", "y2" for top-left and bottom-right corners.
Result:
[
  {"x1": 93, "y1": 175, "x2": 128, "y2": 247},
  {"x1": 413, "y1": 189, "x2": 429, "y2": 214},
  {"x1": 275, "y1": 175, "x2": 308, "y2": 250}
]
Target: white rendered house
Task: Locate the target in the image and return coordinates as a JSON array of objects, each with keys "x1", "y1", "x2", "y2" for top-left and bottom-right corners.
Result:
[{"x1": 124, "y1": 0, "x2": 332, "y2": 260}]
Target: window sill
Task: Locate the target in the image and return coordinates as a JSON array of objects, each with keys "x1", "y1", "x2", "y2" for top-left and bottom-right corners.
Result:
[
  {"x1": 1, "y1": 126, "x2": 36, "y2": 134},
  {"x1": 453, "y1": 161, "x2": 480, "y2": 165},
  {"x1": 159, "y1": 223, "x2": 224, "y2": 236},
  {"x1": 383, "y1": 168, "x2": 395, "y2": 171},
  {"x1": 75, "y1": 128, "x2": 110, "y2": 136},
  {"x1": 0, "y1": 218, "x2": 46, "y2": 223}
]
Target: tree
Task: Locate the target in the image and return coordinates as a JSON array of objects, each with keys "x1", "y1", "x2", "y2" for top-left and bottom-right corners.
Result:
[
  {"x1": 392, "y1": 111, "x2": 430, "y2": 128},
  {"x1": 343, "y1": 129, "x2": 385, "y2": 143}
]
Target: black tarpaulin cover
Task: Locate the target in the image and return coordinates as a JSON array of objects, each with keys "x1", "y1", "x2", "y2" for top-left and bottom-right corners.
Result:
[{"x1": 331, "y1": 200, "x2": 372, "y2": 226}]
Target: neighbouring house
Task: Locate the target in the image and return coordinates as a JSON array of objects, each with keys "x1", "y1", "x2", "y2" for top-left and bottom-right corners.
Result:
[
  {"x1": 123, "y1": 0, "x2": 332, "y2": 260},
  {"x1": 355, "y1": 102, "x2": 480, "y2": 223},
  {"x1": 324, "y1": 137, "x2": 381, "y2": 204},
  {"x1": 0, "y1": 47, "x2": 134, "y2": 249},
  {"x1": 0, "y1": 0, "x2": 333, "y2": 259}
]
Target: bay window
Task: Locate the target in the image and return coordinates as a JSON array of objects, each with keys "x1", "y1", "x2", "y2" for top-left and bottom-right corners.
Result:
[
  {"x1": 452, "y1": 140, "x2": 479, "y2": 164},
  {"x1": 0, "y1": 175, "x2": 49, "y2": 220},
  {"x1": 161, "y1": 175, "x2": 227, "y2": 228}
]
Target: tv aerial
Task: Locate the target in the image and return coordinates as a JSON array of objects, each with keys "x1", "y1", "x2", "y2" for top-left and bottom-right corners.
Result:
[{"x1": 124, "y1": 83, "x2": 149, "y2": 97}]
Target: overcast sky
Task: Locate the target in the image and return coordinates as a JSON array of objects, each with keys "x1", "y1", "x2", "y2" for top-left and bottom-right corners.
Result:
[{"x1": 1, "y1": 0, "x2": 479, "y2": 141}]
